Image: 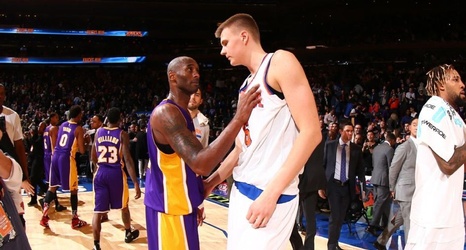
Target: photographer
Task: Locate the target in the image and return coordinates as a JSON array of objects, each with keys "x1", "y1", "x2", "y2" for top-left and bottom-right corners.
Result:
[{"x1": 0, "y1": 84, "x2": 34, "y2": 196}]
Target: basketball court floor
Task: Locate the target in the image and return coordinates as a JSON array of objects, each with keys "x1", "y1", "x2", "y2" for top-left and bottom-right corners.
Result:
[{"x1": 22, "y1": 177, "x2": 463, "y2": 249}]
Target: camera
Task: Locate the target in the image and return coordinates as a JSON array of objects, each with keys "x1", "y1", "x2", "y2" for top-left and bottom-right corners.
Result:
[{"x1": 0, "y1": 116, "x2": 6, "y2": 133}]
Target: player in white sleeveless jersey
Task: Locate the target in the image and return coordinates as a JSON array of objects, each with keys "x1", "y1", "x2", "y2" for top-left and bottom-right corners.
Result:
[{"x1": 205, "y1": 14, "x2": 321, "y2": 249}]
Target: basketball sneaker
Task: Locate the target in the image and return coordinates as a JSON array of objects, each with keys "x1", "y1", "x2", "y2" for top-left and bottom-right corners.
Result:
[
  {"x1": 124, "y1": 228, "x2": 140, "y2": 243},
  {"x1": 55, "y1": 204, "x2": 67, "y2": 212},
  {"x1": 27, "y1": 200, "x2": 37, "y2": 207},
  {"x1": 71, "y1": 215, "x2": 88, "y2": 229},
  {"x1": 40, "y1": 215, "x2": 50, "y2": 228},
  {"x1": 39, "y1": 198, "x2": 45, "y2": 209}
]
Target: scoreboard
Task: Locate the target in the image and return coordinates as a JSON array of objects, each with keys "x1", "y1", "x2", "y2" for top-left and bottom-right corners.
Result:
[{"x1": 0, "y1": 28, "x2": 148, "y2": 37}]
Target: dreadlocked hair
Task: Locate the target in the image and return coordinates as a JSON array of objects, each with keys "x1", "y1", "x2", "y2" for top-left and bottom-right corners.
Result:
[{"x1": 425, "y1": 64, "x2": 455, "y2": 96}]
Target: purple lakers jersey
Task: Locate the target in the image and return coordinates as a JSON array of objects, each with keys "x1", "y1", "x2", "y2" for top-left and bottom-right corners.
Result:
[
  {"x1": 54, "y1": 121, "x2": 79, "y2": 157},
  {"x1": 43, "y1": 125, "x2": 53, "y2": 156},
  {"x1": 144, "y1": 99, "x2": 203, "y2": 215},
  {"x1": 94, "y1": 127, "x2": 123, "y2": 169}
]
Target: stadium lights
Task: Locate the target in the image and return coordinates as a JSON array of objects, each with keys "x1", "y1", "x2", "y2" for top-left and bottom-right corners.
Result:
[{"x1": 306, "y1": 45, "x2": 328, "y2": 50}]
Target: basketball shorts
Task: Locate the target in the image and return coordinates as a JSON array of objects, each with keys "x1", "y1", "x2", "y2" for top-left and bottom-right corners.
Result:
[
  {"x1": 145, "y1": 206, "x2": 199, "y2": 250},
  {"x1": 49, "y1": 152, "x2": 78, "y2": 191},
  {"x1": 93, "y1": 167, "x2": 128, "y2": 212},
  {"x1": 227, "y1": 183, "x2": 298, "y2": 250}
]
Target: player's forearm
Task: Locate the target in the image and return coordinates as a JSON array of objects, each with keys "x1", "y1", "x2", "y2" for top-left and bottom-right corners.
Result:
[
  {"x1": 190, "y1": 119, "x2": 242, "y2": 176},
  {"x1": 78, "y1": 142, "x2": 86, "y2": 155},
  {"x1": 205, "y1": 146, "x2": 239, "y2": 187},
  {"x1": 14, "y1": 140, "x2": 29, "y2": 180},
  {"x1": 127, "y1": 167, "x2": 139, "y2": 187},
  {"x1": 432, "y1": 144, "x2": 466, "y2": 175}
]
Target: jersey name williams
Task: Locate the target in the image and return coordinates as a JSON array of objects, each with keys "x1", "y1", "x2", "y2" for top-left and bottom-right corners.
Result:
[{"x1": 97, "y1": 136, "x2": 120, "y2": 144}]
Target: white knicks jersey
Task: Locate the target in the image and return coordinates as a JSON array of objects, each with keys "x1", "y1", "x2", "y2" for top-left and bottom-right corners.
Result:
[{"x1": 233, "y1": 53, "x2": 301, "y2": 195}]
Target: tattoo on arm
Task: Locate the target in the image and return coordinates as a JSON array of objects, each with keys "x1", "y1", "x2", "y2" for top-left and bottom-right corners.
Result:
[{"x1": 156, "y1": 105, "x2": 203, "y2": 164}]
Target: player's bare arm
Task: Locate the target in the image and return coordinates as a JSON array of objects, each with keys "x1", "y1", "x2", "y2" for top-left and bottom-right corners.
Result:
[
  {"x1": 261, "y1": 50, "x2": 321, "y2": 201},
  {"x1": 75, "y1": 126, "x2": 86, "y2": 155},
  {"x1": 152, "y1": 85, "x2": 260, "y2": 176},
  {"x1": 431, "y1": 144, "x2": 466, "y2": 175},
  {"x1": 14, "y1": 139, "x2": 29, "y2": 179},
  {"x1": 49, "y1": 126, "x2": 58, "y2": 149},
  {"x1": 15, "y1": 137, "x2": 34, "y2": 194},
  {"x1": 121, "y1": 130, "x2": 141, "y2": 199},
  {"x1": 91, "y1": 138, "x2": 97, "y2": 166},
  {"x1": 244, "y1": 50, "x2": 321, "y2": 229},
  {"x1": 90, "y1": 140, "x2": 98, "y2": 173},
  {"x1": 204, "y1": 137, "x2": 241, "y2": 198}
]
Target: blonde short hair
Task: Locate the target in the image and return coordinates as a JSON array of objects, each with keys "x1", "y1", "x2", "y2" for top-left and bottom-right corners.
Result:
[{"x1": 215, "y1": 13, "x2": 260, "y2": 42}]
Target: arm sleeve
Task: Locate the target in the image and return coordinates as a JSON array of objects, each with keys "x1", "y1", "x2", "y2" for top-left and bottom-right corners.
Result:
[{"x1": 418, "y1": 104, "x2": 457, "y2": 162}]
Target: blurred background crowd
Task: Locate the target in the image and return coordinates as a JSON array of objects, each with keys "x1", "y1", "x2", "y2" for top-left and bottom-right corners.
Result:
[{"x1": 0, "y1": 0, "x2": 465, "y2": 178}]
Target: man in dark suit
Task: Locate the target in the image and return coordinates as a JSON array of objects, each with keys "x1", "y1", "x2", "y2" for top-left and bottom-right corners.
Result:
[
  {"x1": 289, "y1": 130, "x2": 327, "y2": 250},
  {"x1": 374, "y1": 118, "x2": 418, "y2": 250},
  {"x1": 322, "y1": 122, "x2": 365, "y2": 250},
  {"x1": 366, "y1": 132, "x2": 396, "y2": 236}
]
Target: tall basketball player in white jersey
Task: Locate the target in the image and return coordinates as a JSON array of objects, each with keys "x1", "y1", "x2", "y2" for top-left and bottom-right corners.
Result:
[{"x1": 204, "y1": 13, "x2": 322, "y2": 249}]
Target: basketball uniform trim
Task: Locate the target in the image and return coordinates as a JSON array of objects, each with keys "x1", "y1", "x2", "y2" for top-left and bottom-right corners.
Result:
[{"x1": 235, "y1": 181, "x2": 296, "y2": 204}]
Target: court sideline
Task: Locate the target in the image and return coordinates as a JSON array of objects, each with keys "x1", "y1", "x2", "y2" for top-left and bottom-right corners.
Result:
[{"x1": 22, "y1": 179, "x2": 402, "y2": 249}]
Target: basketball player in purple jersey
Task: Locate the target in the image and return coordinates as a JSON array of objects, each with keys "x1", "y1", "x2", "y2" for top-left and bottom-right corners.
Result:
[
  {"x1": 40, "y1": 105, "x2": 87, "y2": 229},
  {"x1": 40, "y1": 112, "x2": 66, "y2": 211},
  {"x1": 91, "y1": 107, "x2": 141, "y2": 250},
  {"x1": 144, "y1": 56, "x2": 260, "y2": 250}
]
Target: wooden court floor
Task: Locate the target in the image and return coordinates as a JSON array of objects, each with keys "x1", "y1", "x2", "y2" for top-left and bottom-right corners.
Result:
[{"x1": 24, "y1": 189, "x2": 363, "y2": 249}]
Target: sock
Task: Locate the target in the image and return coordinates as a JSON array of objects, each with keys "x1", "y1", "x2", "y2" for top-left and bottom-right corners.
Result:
[
  {"x1": 71, "y1": 194, "x2": 78, "y2": 216},
  {"x1": 94, "y1": 241, "x2": 100, "y2": 250},
  {"x1": 44, "y1": 191, "x2": 55, "y2": 204},
  {"x1": 125, "y1": 228, "x2": 131, "y2": 234}
]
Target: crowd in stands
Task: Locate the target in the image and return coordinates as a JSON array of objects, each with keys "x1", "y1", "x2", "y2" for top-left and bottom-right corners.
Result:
[{"x1": 1, "y1": 60, "x2": 465, "y2": 176}]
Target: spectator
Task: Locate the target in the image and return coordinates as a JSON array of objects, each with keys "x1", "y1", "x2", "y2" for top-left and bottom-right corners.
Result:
[
  {"x1": 324, "y1": 107, "x2": 338, "y2": 127},
  {"x1": 135, "y1": 123, "x2": 148, "y2": 179},
  {"x1": 405, "y1": 87, "x2": 416, "y2": 106}
]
